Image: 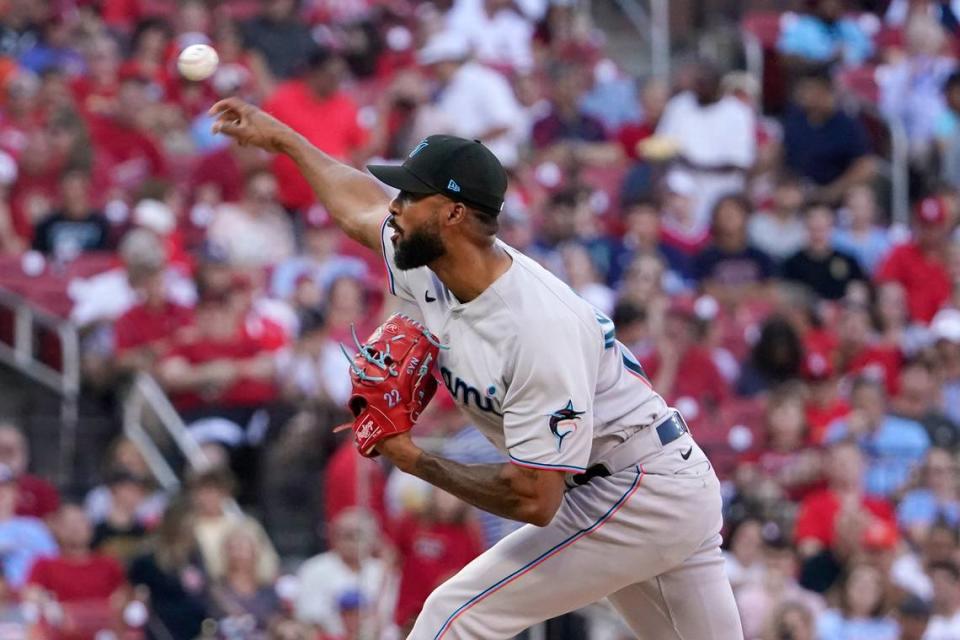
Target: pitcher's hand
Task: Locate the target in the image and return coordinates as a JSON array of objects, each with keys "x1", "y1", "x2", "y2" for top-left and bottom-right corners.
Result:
[{"x1": 209, "y1": 97, "x2": 298, "y2": 153}]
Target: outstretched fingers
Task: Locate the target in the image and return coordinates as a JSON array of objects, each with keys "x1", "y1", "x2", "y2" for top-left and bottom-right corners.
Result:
[
  {"x1": 208, "y1": 97, "x2": 247, "y2": 117},
  {"x1": 209, "y1": 98, "x2": 249, "y2": 137}
]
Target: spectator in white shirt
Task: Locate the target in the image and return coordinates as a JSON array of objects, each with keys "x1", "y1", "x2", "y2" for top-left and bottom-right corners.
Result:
[
  {"x1": 415, "y1": 32, "x2": 526, "y2": 168},
  {"x1": 748, "y1": 172, "x2": 809, "y2": 263},
  {"x1": 878, "y1": 15, "x2": 956, "y2": 160},
  {"x1": 925, "y1": 560, "x2": 960, "y2": 640},
  {"x1": 445, "y1": 0, "x2": 534, "y2": 72},
  {"x1": 207, "y1": 170, "x2": 296, "y2": 269},
  {"x1": 656, "y1": 61, "x2": 756, "y2": 230},
  {"x1": 295, "y1": 508, "x2": 395, "y2": 637}
]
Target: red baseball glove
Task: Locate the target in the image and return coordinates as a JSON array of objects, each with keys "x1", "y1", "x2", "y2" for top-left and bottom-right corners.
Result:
[{"x1": 342, "y1": 313, "x2": 441, "y2": 457}]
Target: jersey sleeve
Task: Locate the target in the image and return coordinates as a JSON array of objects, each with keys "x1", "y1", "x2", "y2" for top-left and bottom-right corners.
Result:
[
  {"x1": 501, "y1": 326, "x2": 596, "y2": 473},
  {"x1": 378, "y1": 214, "x2": 416, "y2": 304}
]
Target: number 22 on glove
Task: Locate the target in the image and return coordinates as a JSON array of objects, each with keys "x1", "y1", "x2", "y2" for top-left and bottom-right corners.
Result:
[{"x1": 339, "y1": 314, "x2": 444, "y2": 457}]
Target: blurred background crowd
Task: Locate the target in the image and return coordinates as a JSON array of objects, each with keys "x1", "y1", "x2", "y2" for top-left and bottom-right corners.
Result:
[{"x1": 4, "y1": 0, "x2": 960, "y2": 638}]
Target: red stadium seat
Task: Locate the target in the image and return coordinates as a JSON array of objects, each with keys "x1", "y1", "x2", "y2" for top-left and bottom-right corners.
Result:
[
  {"x1": 837, "y1": 64, "x2": 880, "y2": 105},
  {"x1": 578, "y1": 165, "x2": 628, "y2": 216},
  {"x1": 741, "y1": 11, "x2": 790, "y2": 114},
  {"x1": 873, "y1": 26, "x2": 904, "y2": 53},
  {"x1": 741, "y1": 11, "x2": 785, "y2": 49}
]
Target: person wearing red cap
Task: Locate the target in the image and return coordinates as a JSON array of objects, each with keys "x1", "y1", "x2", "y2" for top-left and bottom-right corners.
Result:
[{"x1": 876, "y1": 196, "x2": 953, "y2": 324}]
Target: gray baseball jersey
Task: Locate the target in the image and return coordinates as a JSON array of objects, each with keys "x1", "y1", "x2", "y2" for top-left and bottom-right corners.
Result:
[
  {"x1": 378, "y1": 218, "x2": 743, "y2": 640},
  {"x1": 379, "y1": 217, "x2": 669, "y2": 469}
]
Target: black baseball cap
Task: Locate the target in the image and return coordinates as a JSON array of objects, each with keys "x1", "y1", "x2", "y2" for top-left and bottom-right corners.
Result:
[{"x1": 368, "y1": 135, "x2": 508, "y2": 216}]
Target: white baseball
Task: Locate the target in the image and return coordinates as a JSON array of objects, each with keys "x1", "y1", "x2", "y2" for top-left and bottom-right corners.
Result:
[{"x1": 177, "y1": 44, "x2": 219, "y2": 81}]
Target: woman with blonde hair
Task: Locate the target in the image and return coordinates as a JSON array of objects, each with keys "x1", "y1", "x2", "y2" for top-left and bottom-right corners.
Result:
[{"x1": 209, "y1": 523, "x2": 281, "y2": 638}]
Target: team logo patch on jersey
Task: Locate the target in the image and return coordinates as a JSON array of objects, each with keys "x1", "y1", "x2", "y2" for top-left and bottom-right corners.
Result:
[{"x1": 548, "y1": 400, "x2": 584, "y2": 451}]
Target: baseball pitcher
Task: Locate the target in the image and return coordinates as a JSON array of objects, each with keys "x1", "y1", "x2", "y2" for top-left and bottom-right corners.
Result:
[{"x1": 210, "y1": 98, "x2": 743, "y2": 640}]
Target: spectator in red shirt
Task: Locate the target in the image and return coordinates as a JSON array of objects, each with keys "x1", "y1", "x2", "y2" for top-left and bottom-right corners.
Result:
[
  {"x1": 616, "y1": 78, "x2": 669, "y2": 162},
  {"x1": 802, "y1": 351, "x2": 850, "y2": 445},
  {"x1": 119, "y1": 18, "x2": 172, "y2": 95},
  {"x1": 156, "y1": 286, "x2": 281, "y2": 419},
  {"x1": 393, "y1": 488, "x2": 483, "y2": 631},
  {"x1": 0, "y1": 424, "x2": 60, "y2": 520},
  {"x1": 113, "y1": 230, "x2": 193, "y2": 374},
  {"x1": 640, "y1": 297, "x2": 729, "y2": 414},
  {"x1": 876, "y1": 196, "x2": 953, "y2": 324},
  {"x1": 0, "y1": 71, "x2": 44, "y2": 160},
  {"x1": 323, "y1": 438, "x2": 389, "y2": 531},
  {"x1": 190, "y1": 141, "x2": 269, "y2": 209},
  {"x1": 8, "y1": 129, "x2": 64, "y2": 242},
  {"x1": 70, "y1": 36, "x2": 122, "y2": 117},
  {"x1": 737, "y1": 383, "x2": 822, "y2": 503},
  {"x1": 86, "y1": 73, "x2": 167, "y2": 198},
  {"x1": 264, "y1": 48, "x2": 369, "y2": 212},
  {"x1": 26, "y1": 504, "x2": 126, "y2": 603},
  {"x1": 835, "y1": 298, "x2": 903, "y2": 394},
  {"x1": 794, "y1": 440, "x2": 896, "y2": 558}
]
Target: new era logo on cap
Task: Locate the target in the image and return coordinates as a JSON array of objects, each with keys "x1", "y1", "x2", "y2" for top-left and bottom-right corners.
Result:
[{"x1": 447, "y1": 179, "x2": 461, "y2": 192}]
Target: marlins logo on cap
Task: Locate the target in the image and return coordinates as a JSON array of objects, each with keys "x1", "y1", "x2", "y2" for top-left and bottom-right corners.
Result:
[{"x1": 367, "y1": 135, "x2": 508, "y2": 216}]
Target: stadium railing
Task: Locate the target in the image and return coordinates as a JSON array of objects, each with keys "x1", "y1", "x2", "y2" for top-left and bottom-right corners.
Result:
[{"x1": 0, "y1": 288, "x2": 79, "y2": 486}]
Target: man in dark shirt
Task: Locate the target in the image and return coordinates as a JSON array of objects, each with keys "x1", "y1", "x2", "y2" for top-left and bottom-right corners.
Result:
[
  {"x1": 242, "y1": 0, "x2": 317, "y2": 79},
  {"x1": 782, "y1": 205, "x2": 865, "y2": 300},
  {"x1": 531, "y1": 65, "x2": 611, "y2": 155},
  {"x1": 620, "y1": 198, "x2": 693, "y2": 283},
  {"x1": 693, "y1": 194, "x2": 775, "y2": 303},
  {"x1": 32, "y1": 170, "x2": 110, "y2": 256},
  {"x1": 782, "y1": 71, "x2": 876, "y2": 204}
]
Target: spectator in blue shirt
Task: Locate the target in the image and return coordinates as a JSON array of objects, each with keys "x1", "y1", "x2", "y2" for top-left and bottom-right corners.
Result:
[
  {"x1": 825, "y1": 376, "x2": 931, "y2": 498},
  {"x1": 778, "y1": 0, "x2": 874, "y2": 70},
  {"x1": 898, "y1": 448, "x2": 960, "y2": 546},
  {"x1": 17, "y1": 17, "x2": 85, "y2": 77},
  {"x1": 0, "y1": 465, "x2": 57, "y2": 588},
  {"x1": 816, "y1": 563, "x2": 899, "y2": 640},
  {"x1": 832, "y1": 184, "x2": 891, "y2": 275},
  {"x1": 782, "y1": 71, "x2": 876, "y2": 204}
]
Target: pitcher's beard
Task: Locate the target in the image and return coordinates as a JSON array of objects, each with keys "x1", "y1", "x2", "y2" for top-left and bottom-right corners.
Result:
[{"x1": 393, "y1": 221, "x2": 446, "y2": 270}]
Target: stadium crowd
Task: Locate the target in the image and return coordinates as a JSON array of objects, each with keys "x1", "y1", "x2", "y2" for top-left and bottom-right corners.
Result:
[{"x1": 6, "y1": 0, "x2": 960, "y2": 637}]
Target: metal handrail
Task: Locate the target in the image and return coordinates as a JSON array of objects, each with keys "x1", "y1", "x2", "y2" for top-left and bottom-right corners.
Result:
[
  {"x1": 839, "y1": 90, "x2": 911, "y2": 227},
  {"x1": 606, "y1": 0, "x2": 671, "y2": 78},
  {"x1": 743, "y1": 30, "x2": 764, "y2": 92},
  {"x1": 887, "y1": 114, "x2": 910, "y2": 226},
  {"x1": 122, "y1": 372, "x2": 242, "y2": 516},
  {"x1": 123, "y1": 372, "x2": 214, "y2": 482},
  {"x1": 0, "y1": 288, "x2": 80, "y2": 486}
]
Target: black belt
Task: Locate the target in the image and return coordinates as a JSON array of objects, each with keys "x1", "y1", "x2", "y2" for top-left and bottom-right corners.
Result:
[{"x1": 571, "y1": 412, "x2": 690, "y2": 486}]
